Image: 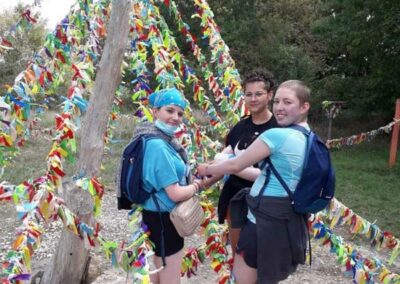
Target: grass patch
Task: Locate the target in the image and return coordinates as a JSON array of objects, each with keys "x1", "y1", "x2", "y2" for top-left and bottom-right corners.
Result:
[{"x1": 331, "y1": 137, "x2": 400, "y2": 236}]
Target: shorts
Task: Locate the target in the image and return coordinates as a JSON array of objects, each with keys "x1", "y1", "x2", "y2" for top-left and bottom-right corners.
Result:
[
  {"x1": 236, "y1": 221, "x2": 257, "y2": 268},
  {"x1": 142, "y1": 209, "x2": 184, "y2": 257}
]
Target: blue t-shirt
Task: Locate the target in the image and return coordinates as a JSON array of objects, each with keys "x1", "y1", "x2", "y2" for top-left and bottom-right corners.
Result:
[
  {"x1": 247, "y1": 126, "x2": 308, "y2": 223},
  {"x1": 142, "y1": 138, "x2": 188, "y2": 212}
]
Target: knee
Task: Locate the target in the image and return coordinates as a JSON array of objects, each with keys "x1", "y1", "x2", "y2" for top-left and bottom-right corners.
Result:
[{"x1": 232, "y1": 271, "x2": 256, "y2": 284}]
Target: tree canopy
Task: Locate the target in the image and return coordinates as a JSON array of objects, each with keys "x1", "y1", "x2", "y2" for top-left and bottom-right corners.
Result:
[{"x1": 313, "y1": 0, "x2": 400, "y2": 114}]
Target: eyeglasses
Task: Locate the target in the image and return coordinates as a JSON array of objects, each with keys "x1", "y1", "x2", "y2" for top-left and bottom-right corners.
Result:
[{"x1": 244, "y1": 92, "x2": 268, "y2": 99}]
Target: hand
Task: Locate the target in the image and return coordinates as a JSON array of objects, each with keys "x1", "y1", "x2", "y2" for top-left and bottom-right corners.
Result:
[{"x1": 196, "y1": 163, "x2": 209, "y2": 177}]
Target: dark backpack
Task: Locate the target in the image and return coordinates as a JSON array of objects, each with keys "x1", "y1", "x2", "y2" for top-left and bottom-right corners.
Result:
[
  {"x1": 268, "y1": 125, "x2": 335, "y2": 214},
  {"x1": 117, "y1": 133, "x2": 160, "y2": 210},
  {"x1": 117, "y1": 132, "x2": 186, "y2": 267}
]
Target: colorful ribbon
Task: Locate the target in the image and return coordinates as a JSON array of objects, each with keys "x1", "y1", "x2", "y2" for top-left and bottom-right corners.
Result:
[{"x1": 326, "y1": 119, "x2": 400, "y2": 149}]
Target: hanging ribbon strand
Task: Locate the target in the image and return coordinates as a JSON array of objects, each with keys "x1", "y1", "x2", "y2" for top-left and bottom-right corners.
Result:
[
  {"x1": 326, "y1": 119, "x2": 400, "y2": 149},
  {"x1": 0, "y1": 178, "x2": 155, "y2": 283},
  {"x1": 310, "y1": 214, "x2": 400, "y2": 284},
  {"x1": 1, "y1": 0, "x2": 115, "y2": 281},
  {"x1": 321, "y1": 198, "x2": 399, "y2": 265},
  {"x1": 127, "y1": 0, "x2": 225, "y2": 161},
  {"x1": 157, "y1": 0, "x2": 242, "y2": 127},
  {"x1": 0, "y1": 0, "x2": 109, "y2": 172},
  {"x1": 191, "y1": 0, "x2": 243, "y2": 110},
  {"x1": 0, "y1": 5, "x2": 40, "y2": 55}
]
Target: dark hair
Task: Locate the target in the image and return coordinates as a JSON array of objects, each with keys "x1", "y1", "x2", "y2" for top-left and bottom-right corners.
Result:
[{"x1": 242, "y1": 69, "x2": 276, "y2": 92}]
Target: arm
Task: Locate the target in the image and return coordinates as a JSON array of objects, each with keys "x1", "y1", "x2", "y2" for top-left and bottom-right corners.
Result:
[
  {"x1": 201, "y1": 174, "x2": 223, "y2": 188},
  {"x1": 165, "y1": 179, "x2": 202, "y2": 202},
  {"x1": 234, "y1": 167, "x2": 261, "y2": 182},
  {"x1": 214, "y1": 143, "x2": 262, "y2": 181},
  {"x1": 230, "y1": 143, "x2": 260, "y2": 181},
  {"x1": 207, "y1": 144, "x2": 260, "y2": 182},
  {"x1": 197, "y1": 138, "x2": 271, "y2": 177}
]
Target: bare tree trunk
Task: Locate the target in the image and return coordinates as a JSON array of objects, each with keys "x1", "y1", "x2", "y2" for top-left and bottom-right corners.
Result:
[{"x1": 41, "y1": 1, "x2": 131, "y2": 283}]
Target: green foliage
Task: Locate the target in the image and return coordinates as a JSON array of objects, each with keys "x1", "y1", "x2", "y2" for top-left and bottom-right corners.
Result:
[
  {"x1": 190, "y1": 0, "x2": 330, "y2": 110},
  {"x1": 313, "y1": 0, "x2": 400, "y2": 114},
  {"x1": 0, "y1": 4, "x2": 47, "y2": 92},
  {"x1": 208, "y1": 0, "x2": 324, "y2": 83}
]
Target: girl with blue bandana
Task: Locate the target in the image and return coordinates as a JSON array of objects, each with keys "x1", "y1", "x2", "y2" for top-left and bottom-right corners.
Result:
[{"x1": 135, "y1": 88, "x2": 204, "y2": 284}]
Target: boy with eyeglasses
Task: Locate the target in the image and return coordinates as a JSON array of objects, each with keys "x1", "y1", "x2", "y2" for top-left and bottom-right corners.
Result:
[{"x1": 214, "y1": 69, "x2": 278, "y2": 256}]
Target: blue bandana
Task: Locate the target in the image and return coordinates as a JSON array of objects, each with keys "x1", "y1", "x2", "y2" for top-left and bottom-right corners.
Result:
[{"x1": 148, "y1": 88, "x2": 187, "y2": 110}]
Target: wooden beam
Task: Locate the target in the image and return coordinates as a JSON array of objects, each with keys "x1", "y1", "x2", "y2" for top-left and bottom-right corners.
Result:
[
  {"x1": 389, "y1": 99, "x2": 400, "y2": 167},
  {"x1": 41, "y1": 1, "x2": 132, "y2": 283}
]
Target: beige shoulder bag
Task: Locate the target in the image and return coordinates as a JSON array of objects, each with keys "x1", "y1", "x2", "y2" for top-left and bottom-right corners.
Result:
[{"x1": 170, "y1": 195, "x2": 204, "y2": 237}]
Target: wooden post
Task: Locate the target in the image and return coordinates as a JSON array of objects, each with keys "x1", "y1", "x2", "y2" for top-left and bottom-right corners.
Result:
[
  {"x1": 41, "y1": 1, "x2": 132, "y2": 283},
  {"x1": 324, "y1": 101, "x2": 346, "y2": 141},
  {"x1": 327, "y1": 114, "x2": 333, "y2": 141},
  {"x1": 389, "y1": 99, "x2": 400, "y2": 167}
]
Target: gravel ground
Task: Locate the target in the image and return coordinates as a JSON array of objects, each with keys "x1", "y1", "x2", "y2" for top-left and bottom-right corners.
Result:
[{"x1": 1, "y1": 187, "x2": 398, "y2": 283}]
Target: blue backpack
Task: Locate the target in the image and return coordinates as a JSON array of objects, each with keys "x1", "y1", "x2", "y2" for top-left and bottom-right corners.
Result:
[
  {"x1": 267, "y1": 125, "x2": 335, "y2": 214},
  {"x1": 117, "y1": 134, "x2": 160, "y2": 210},
  {"x1": 117, "y1": 133, "x2": 179, "y2": 267}
]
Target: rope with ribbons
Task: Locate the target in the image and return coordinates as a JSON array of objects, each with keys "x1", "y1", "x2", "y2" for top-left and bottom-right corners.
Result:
[{"x1": 326, "y1": 119, "x2": 400, "y2": 149}]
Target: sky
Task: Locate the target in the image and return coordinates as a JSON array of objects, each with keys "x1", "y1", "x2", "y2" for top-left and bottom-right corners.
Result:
[{"x1": 0, "y1": 0, "x2": 75, "y2": 30}]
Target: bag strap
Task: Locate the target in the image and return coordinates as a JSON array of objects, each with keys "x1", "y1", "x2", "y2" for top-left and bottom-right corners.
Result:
[
  {"x1": 267, "y1": 160, "x2": 294, "y2": 202},
  {"x1": 267, "y1": 125, "x2": 313, "y2": 265},
  {"x1": 251, "y1": 161, "x2": 271, "y2": 209},
  {"x1": 267, "y1": 159, "x2": 313, "y2": 266},
  {"x1": 288, "y1": 124, "x2": 309, "y2": 135},
  {"x1": 142, "y1": 133, "x2": 187, "y2": 162},
  {"x1": 266, "y1": 124, "x2": 311, "y2": 202},
  {"x1": 267, "y1": 159, "x2": 312, "y2": 266}
]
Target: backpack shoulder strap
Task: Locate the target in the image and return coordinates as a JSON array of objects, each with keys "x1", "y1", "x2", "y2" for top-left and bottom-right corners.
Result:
[
  {"x1": 140, "y1": 133, "x2": 162, "y2": 141},
  {"x1": 288, "y1": 124, "x2": 314, "y2": 166},
  {"x1": 250, "y1": 161, "x2": 272, "y2": 209},
  {"x1": 288, "y1": 124, "x2": 310, "y2": 136},
  {"x1": 267, "y1": 159, "x2": 295, "y2": 201}
]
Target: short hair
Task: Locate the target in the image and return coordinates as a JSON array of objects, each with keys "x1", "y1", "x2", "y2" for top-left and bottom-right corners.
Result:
[
  {"x1": 278, "y1": 80, "x2": 310, "y2": 104},
  {"x1": 242, "y1": 69, "x2": 276, "y2": 92}
]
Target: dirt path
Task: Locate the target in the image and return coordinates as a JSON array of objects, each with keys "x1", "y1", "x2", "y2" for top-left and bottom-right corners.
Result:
[{"x1": 1, "y1": 188, "x2": 398, "y2": 283}]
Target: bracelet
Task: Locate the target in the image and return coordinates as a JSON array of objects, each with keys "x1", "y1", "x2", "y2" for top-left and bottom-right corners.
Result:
[
  {"x1": 192, "y1": 183, "x2": 199, "y2": 194},
  {"x1": 193, "y1": 180, "x2": 203, "y2": 191}
]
